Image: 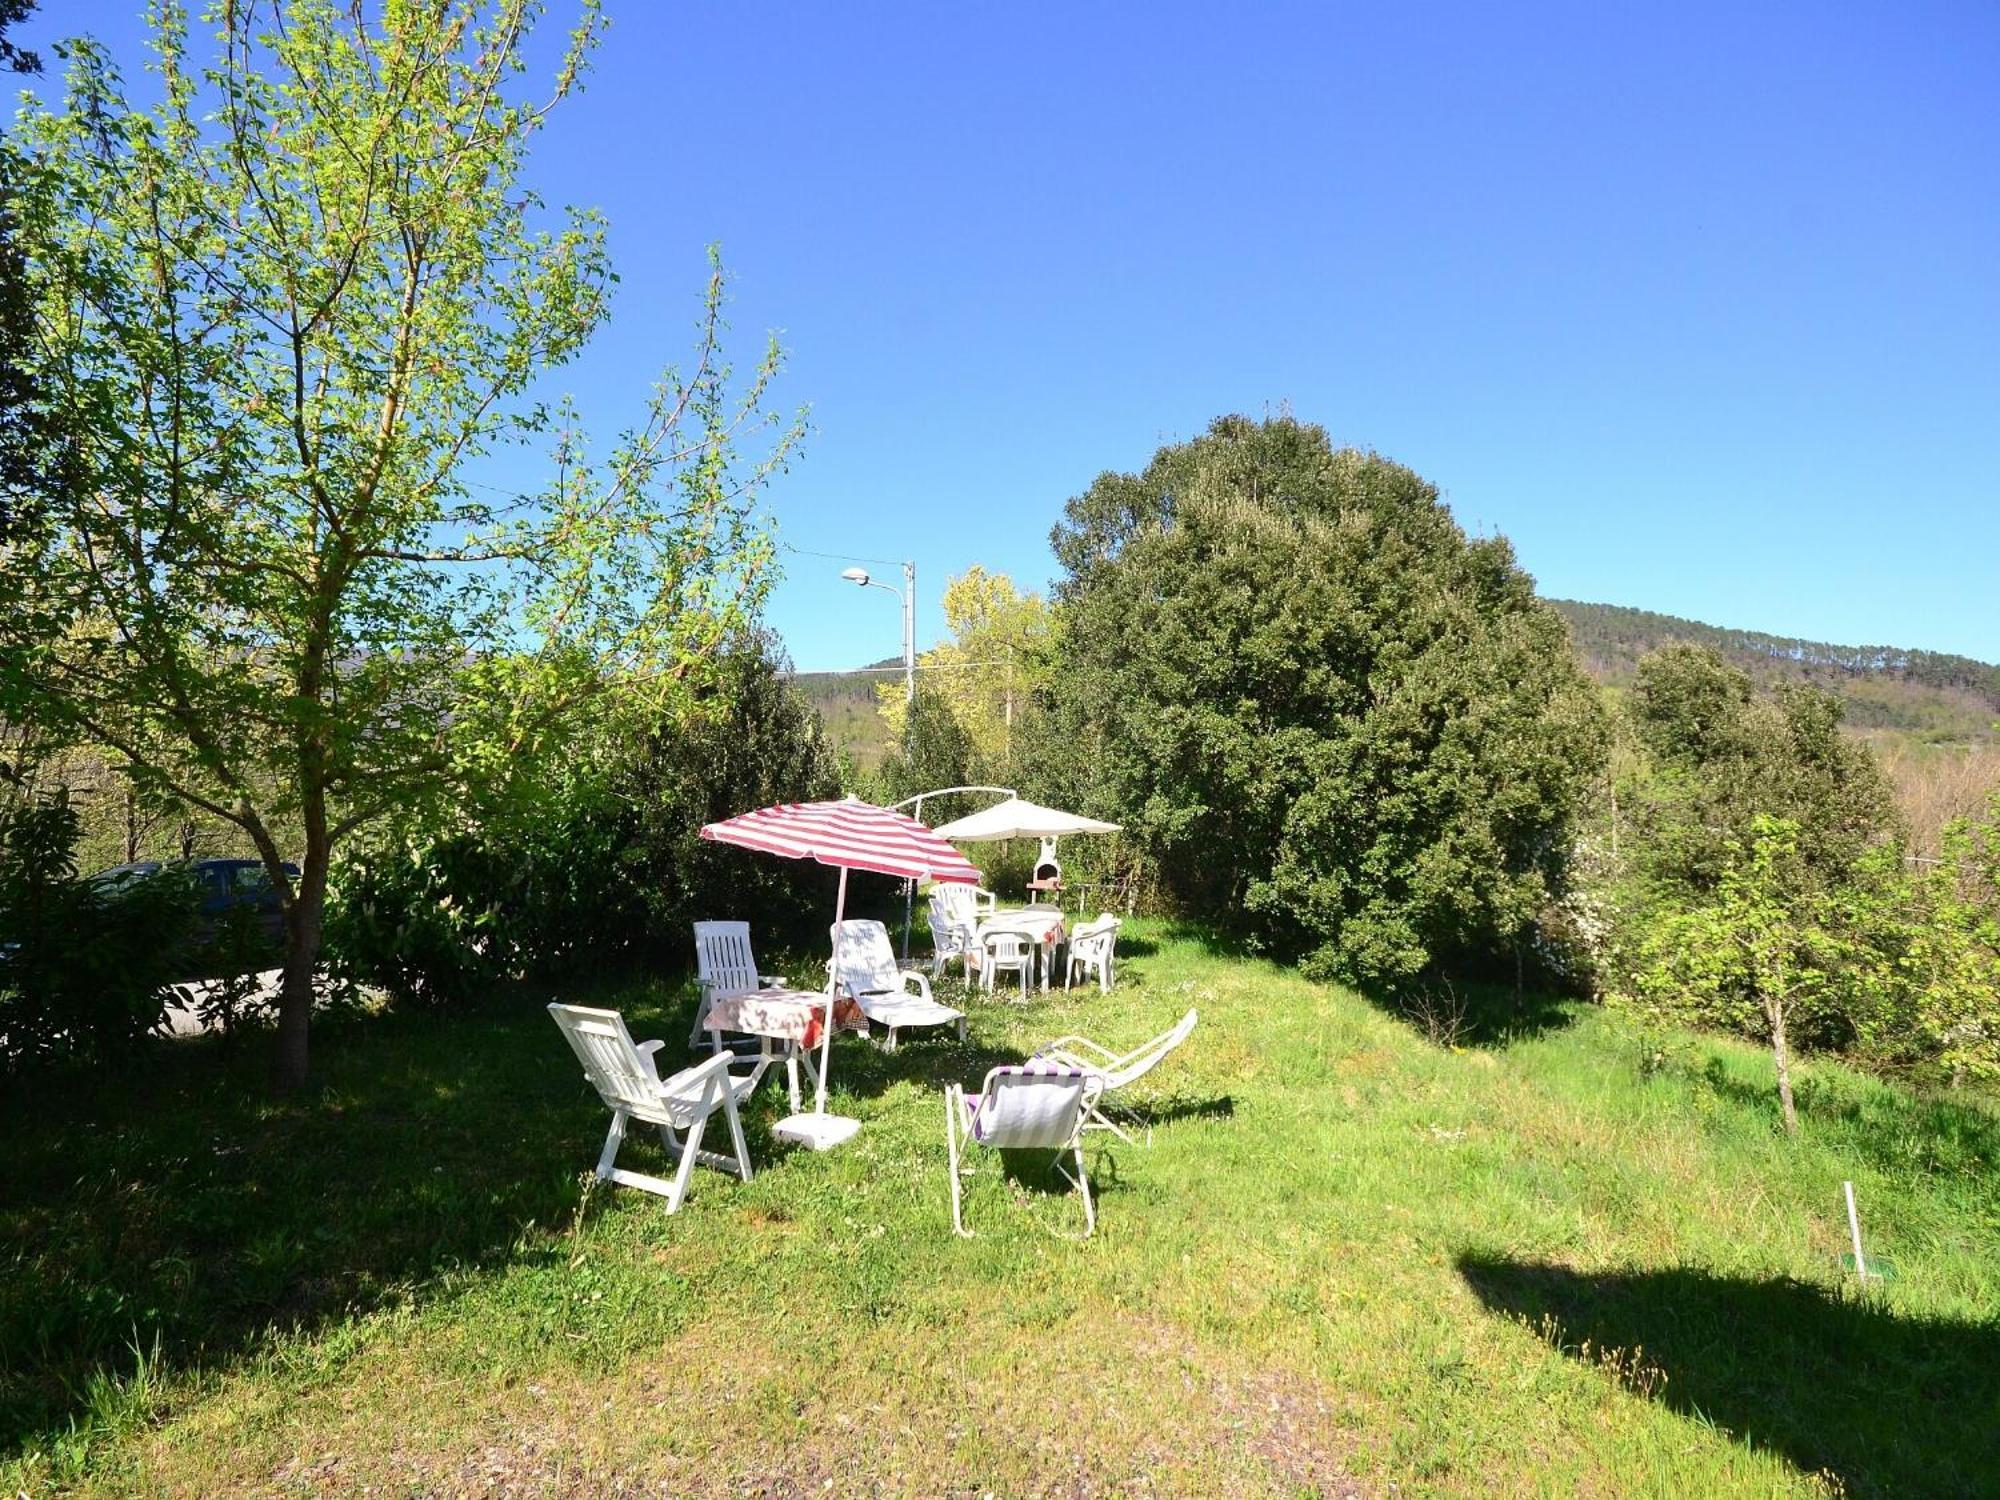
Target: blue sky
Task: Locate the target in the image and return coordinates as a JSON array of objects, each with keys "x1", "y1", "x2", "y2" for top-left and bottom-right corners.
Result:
[{"x1": 22, "y1": 2, "x2": 2000, "y2": 669}]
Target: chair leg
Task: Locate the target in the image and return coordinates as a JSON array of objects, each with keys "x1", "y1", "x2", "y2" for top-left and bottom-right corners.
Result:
[
  {"x1": 721, "y1": 1080, "x2": 753, "y2": 1183},
  {"x1": 1074, "y1": 1141, "x2": 1096, "y2": 1237},
  {"x1": 664, "y1": 1092, "x2": 711, "y2": 1213},
  {"x1": 596, "y1": 1108, "x2": 629, "y2": 1181},
  {"x1": 945, "y1": 1086, "x2": 971, "y2": 1237}
]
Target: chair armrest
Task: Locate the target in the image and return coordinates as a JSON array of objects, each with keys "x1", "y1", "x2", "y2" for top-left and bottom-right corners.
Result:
[
  {"x1": 1038, "y1": 1034, "x2": 1118, "y2": 1061},
  {"x1": 658, "y1": 1049, "x2": 735, "y2": 1093},
  {"x1": 899, "y1": 968, "x2": 935, "y2": 1002},
  {"x1": 636, "y1": 1037, "x2": 668, "y2": 1081}
]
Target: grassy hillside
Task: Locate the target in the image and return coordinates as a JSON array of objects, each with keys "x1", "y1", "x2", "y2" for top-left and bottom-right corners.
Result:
[
  {"x1": 1552, "y1": 600, "x2": 2000, "y2": 744},
  {"x1": 6, "y1": 923, "x2": 1996, "y2": 1495}
]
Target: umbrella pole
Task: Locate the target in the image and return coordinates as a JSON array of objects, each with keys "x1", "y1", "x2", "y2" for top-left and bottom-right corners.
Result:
[{"x1": 813, "y1": 867, "x2": 849, "y2": 1117}]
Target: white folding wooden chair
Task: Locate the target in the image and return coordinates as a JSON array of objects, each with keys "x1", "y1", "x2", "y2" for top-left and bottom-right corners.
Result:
[
  {"x1": 981, "y1": 930, "x2": 1033, "y2": 1003},
  {"x1": 549, "y1": 1003, "x2": 754, "y2": 1213},
  {"x1": 1036, "y1": 1008, "x2": 1198, "y2": 1146},
  {"x1": 690, "y1": 920, "x2": 788, "y2": 1048},
  {"x1": 944, "y1": 1061, "x2": 1103, "y2": 1238},
  {"x1": 830, "y1": 919, "x2": 967, "y2": 1051},
  {"x1": 1065, "y1": 914, "x2": 1122, "y2": 992}
]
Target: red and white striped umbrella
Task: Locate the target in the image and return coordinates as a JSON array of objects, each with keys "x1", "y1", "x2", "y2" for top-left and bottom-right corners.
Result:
[
  {"x1": 699, "y1": 796, "x2": 982, "y2": 887},
  {"x1": 699, "y1": 797, "x2": 979, "y2": 1149}
]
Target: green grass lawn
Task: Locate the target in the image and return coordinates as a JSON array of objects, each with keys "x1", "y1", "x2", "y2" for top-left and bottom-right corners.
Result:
[{"x1": 4, "y1": 921, "x2": 1998, "y2": 1496}]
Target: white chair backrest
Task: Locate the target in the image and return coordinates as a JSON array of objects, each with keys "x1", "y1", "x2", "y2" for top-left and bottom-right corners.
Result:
[
  {"x1": 1073, "y1": 914, "x2": 1121, "y2": 951},
  {"x1": 694, "y1": 920, "x2": 760, "y2": 993},
  {"x1": 933, "y1": 883, "x2": 972, "y2": 925},
  {"x1": 929, "y1": 890, "x2": 972, "y2": 936},
  {"x1": 973, "y1": 1063, "x2": 1095, "y2": 1148},
  {"x1": 830, "y1": 919, "x2": 901, "y2": 997},
  {"x1": 983, "y1": 930, "x2": 1028, "y2": 962},
  {"x1": 549, "y1": 1003, "x2": 657, "y2": 1114},
  {"x1": 1109, "y1": 1008, "x2": 1198, "y2": 1088}
]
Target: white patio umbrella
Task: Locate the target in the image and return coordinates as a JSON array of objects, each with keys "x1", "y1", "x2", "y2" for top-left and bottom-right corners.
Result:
[
  {"x1": 930, "y1": 796, "x2": 1121, "y2": 842},
  {"x1": 699, "y1": 796, "x2": 981, "y2": 1149}
]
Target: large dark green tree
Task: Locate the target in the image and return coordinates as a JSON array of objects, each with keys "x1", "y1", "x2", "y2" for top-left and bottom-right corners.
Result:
[{"x1": 1033, "y1": 414, "x2": 1606, "y2": 985}]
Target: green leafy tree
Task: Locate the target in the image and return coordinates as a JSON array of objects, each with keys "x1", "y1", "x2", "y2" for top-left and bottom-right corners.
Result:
[
  {"x1": 1627, "y1": 817, "x2": 1858, "y2": 1133},
  {"x1": 0, "y1": 2, "x2": 796, "y2": 1086},
  {"x1": 876, "y1": 566, "x2": 1054, "y2": 774},
  {"x1": 878, "y1": 687, "x2": 982, "y2": 822},
  {"x1": 1848, "y1": 801, "x2": 2000, "y2": 1087},
  {"x1": 1626, "y1": 644, "x2": 1898, "y2": 901},
  {"x1": 1034, "y1": 414, "x2": 1607, "y2": 984}
]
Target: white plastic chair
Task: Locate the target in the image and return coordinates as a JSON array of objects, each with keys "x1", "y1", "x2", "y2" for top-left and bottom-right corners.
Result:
[
  {"x1": 548, "y1": 1003, "x2": 754, "y2": 1213},
  {"x1": 1036, "y1": 1008, "x2": 1198, "y2": 1146},
  {"x1": 690, "y1": 920, "x2": 788, "y2": 1047},
  {"x1": 944, "y1": 1062, "x2": 1102, "y2": 1238},
  {"x1": 981, "y1": 930, "x2": 1033, "y2": 1002},
  {"x1": 928, "y1": 890, "x2": 982, "y2": 982},
  {"x1": 830, "y1": 919, "x2": 967, "y2": 1051},
  {"x1": 1065, "y1": 914, "x2": 1122, "y2": 992}
]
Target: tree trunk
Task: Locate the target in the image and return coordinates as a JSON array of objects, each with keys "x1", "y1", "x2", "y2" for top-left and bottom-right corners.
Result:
[
  {"x1": 273, "y1": 842, "x2": 328, "y2": 1092},
  {"x1": 1769, "y1": 998, "x2": 1798, "y2": 1134}
]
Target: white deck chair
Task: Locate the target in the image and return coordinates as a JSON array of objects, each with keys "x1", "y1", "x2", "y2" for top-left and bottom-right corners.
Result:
[
  {"x1": 981, "y1": 930, "x2": 1033, "y2": 1002},
  {"x1": 928, "y1": 889, "x2": 982, "y2": 981},
  {"x1": 549, "y1": 1003, "x2": 754, "y2": 1213},
  {"x1": 830, "y1": 919, "x2": 967, "y2": 1051},
  {"x1": 1065, "y1": 914, "x2": 1122, "y2": 992},
  {"x1": 690, "y1": 920, "x2": 789, "y2": 1048},
  {"x1": 1035, "y1": 1007, "x2": 1198, "y2": 1146},
  {"x1": 944, "y1": 1061, "x2": 1102, "y2": 1238}
]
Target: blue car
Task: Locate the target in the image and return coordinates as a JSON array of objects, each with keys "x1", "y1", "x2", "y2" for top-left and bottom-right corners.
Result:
[{"x1": 90, "y1": 857, "x2": 299, "y2": 951}]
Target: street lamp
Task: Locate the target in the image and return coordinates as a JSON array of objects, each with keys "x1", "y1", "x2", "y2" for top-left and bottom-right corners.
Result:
[{"x1": 840, "y1": 562, "x2": 915, "y2": 703}]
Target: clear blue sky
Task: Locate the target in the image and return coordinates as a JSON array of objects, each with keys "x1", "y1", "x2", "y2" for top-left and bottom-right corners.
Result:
[{"x1": 23, "y1": 2, "x2": 2000, "y2": 669}]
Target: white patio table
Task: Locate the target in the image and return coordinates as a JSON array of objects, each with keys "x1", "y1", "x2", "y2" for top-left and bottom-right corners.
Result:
[
  {"x1": 977, "y1": 908, "x2": 1068, "y2": 993},
  {"x1": 702, "y1": 989, "x2": 868, "y2": 1112}
]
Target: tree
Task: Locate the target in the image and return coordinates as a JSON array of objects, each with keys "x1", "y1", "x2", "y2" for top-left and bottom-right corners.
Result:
[
  {"x1": 876, "y1": 566, "x2": 1054, "y2": 773},
  {"x1": 1034, "y1": 414, "x2": 1607, "y2": 985},
  {"x1": 0, "y1": 0, "x2": 50, "y2": 546},
  {"x1": 0, "y1": 2, "x2": 796, "y2": 1087},
  {"x1": 1628, "y1": 818, "x2": 1855, "y2": 1132},
  {"x1": 878, "y1": 687, "x2": 981, "y2": 822},
  {"x1": 1624, "y1": 644, "x2": 1897, "y2": 902}
]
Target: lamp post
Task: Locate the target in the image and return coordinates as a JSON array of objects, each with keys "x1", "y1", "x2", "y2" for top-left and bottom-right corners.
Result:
[{"x1": 839, "y1": 562, "x2": 915, "y2": 703}]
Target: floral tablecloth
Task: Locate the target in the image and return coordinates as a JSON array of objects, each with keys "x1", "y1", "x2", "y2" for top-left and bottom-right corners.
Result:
[{"x1": 703, "y1": 988, "x2": 868, "y2": 1051}]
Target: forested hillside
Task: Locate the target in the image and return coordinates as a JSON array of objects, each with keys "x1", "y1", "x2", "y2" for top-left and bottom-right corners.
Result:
[
  {"x1": 792, "y1": 658, "x2": 901, "y2": 771},
  {"x1": 798, "y1": 602, "x2": 2000, "y2": 773},
  {"x1": 1552, "y1": 600, "x2": 2000, "y2": 742}
]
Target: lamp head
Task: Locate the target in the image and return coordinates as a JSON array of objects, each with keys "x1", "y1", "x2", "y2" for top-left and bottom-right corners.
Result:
[{"x1": 839, "y1": 567, "x2": 871, "y2": 586}]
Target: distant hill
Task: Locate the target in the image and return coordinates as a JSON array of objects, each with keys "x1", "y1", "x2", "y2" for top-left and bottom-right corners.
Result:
[
  {"x1": 1550, "y1": 601, "x2": 2000, "y2": 743},
  {"x1": 789, "y1": 608, "x2": 2000, "y2": 769},
  {"x1": 793, "y1": 657, "x2": 900, "y2": 772}
]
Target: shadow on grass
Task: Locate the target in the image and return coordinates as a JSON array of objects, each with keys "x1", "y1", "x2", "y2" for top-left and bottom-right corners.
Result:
[
  {"x1": 0, "y1": 976, "x2": 792, "y2": 1460},
  {"x1": 1350, "y1": 977, "x2": 1577, "y2": 1050},
  {"x1": 1120, "y1": 1094, "x2": 1236, "y2": 1130},
  {"x1": 1457, "y1": 1252, "x2": 2000, "y2": 1497}
]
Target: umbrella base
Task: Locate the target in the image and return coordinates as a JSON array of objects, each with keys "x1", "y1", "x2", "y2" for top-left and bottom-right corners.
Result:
[{"x1": 774, "y1": 1112, "x2": 861, "y2": 1151}]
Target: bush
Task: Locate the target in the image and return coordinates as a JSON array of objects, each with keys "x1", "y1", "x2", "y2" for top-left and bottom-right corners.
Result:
[
  {"x1": 1032, "y1": 414, "x2": 1607, "y2": 985},
  {"x1": 324, "y1": 638, "x2": 842, "y2": 1004},
  {"x1": 0, "y1": 793, "x2": 200, "y2": 1071}
]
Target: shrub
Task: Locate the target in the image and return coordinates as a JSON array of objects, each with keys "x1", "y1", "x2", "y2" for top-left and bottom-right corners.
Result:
[
  {"x1": 0, "y1": 793, "x2": 200, "y2": 1071},
  {"x1": 324, "y1": 638, "x2": 841, "y2": 1004}
]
